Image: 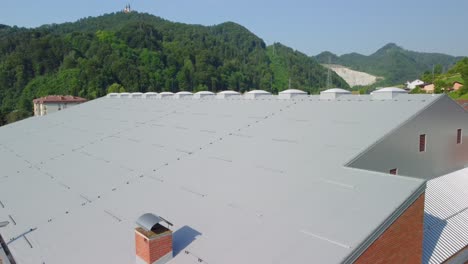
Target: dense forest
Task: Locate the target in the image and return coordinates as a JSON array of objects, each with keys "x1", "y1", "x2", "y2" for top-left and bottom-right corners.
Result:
[
  {"x1": 315, "y1": 43, "x2": 462, "y2": 87},
  {"x1": 0, "y1": 12, "x2": 348, "y2": 125}
]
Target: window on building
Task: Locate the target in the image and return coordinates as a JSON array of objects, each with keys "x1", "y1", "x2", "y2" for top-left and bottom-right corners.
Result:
[
  {"x1": 419, "y1": 134, "x2": 426, "y2": 152},
  {"x1": 457, "y1": 129, "x2": 462, "y2": 144},
  {"x1": 390, "y1": 168, "x2": 398, "y2": 175}
]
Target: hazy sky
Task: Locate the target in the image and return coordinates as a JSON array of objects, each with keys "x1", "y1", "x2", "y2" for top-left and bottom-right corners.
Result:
[{"x1": 1, "y1": 0, "x2": 467, "y2": 56}]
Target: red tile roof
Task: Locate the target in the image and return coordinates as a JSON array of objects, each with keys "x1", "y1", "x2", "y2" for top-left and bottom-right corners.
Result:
[
  {"x1": 33, "y1": 95, "x2": 87, "y2": 104},
  {"x1": 456, "y1": 100, "x2": 468, "y2": 111}
]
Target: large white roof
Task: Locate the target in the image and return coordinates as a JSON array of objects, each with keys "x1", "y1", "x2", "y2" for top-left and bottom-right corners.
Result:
[{"x1": 0, "y1": 95, "x2": 443, "y2": 264}]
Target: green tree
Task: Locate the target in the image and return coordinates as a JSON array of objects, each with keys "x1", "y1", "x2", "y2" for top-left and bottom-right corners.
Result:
[
  {"x1": 5, "y1": 110, "x2": 30, "y2": 124},
  {"x1": 107, "y1": 83, "x2": 126, "y2": 93},
  {"x1": 410, "y1": 87, "x2": 424, "y2": 94},
  {"x1": 434, "y1": 64, "x2": 443, "y2": 75},
  {"x1": 434, "y1": 79, "x2": 449, "y2": 93}
]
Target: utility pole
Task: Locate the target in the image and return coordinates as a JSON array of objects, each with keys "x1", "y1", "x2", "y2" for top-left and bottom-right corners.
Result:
[
  {"x1": 432, "y1": 64, "x2": 435, "y2": 84},
  {"x1": 326, "y1": 56, "x2": 332, "y2": 89}
]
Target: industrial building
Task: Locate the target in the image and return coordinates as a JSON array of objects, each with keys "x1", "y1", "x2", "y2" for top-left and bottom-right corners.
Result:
[{"x1": 1, "y1": 89, "x2": 467, "y2": 264}]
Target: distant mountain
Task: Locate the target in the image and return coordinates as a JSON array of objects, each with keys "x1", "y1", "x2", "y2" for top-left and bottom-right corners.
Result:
[
  {"x1": 315, "y1": 43, "x2": 463, "y2": 86},
  {"x1": 315, "y1": 51, "x2": 340, "y2": 64},
  {"x1": 0, "y1": 12, "x2": 348, "y2": 125},
  {"x1": 267, "y1": 43, "x2": 348, "y2": 92}
]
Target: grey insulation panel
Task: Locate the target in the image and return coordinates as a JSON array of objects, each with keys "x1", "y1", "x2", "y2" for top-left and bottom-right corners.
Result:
[{"x1": 0, "y1": 94, "x2": 460, "y2": 264}]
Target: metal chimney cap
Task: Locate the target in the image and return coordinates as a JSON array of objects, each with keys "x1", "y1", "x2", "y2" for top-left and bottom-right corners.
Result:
[{"x1": 136, "y1": 213, "x2": 172, "y2": 231}]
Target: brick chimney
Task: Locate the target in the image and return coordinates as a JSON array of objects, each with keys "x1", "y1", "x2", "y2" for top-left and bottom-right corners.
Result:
[{"x1": 135, "y1": 214, "x2": 173, "y2": 264}]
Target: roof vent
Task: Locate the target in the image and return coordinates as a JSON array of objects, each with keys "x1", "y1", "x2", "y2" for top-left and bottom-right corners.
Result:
[
  {"x1": 107, "y1": 93, "x2": 119, "y2": 98},
  {"x1": 319, "y1": 88, "x2": 351, "y2": 100},
  {"x1": 217, "y1": 90, "x2": 241, "y2": 99},
  {"x1": 119, "y1": 92, "x2": 130, "y2": 98},
  {"x1": 143, "y1": 92, "x2": 158, "y2": 99},
  {"x1": 278, "y1": 89, "x2": 308, "y2": 99},
  {"x1": 371, "y1": 87, "x2": 408, "y2": 100},
  {"x1": 193, "y1": 91, "x2": 215, "y2": 99},
  {"x1": 130, "y1": 92, "x2": 143, "y2": 99},
  {"x1": 174, "y1": 91, "x2": 193, "y2": 99},
  {"x1": 135, "y1": 213, "x2": 173, "y2": 264},
  {"x1": 244, "y1": 90, "x2": 272, "y2": 100},
  {"x1": 158, "y1": 92, "x2": 174, "y2": 99}
]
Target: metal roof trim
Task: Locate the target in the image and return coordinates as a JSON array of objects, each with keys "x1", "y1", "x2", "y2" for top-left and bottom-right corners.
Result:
[{"x1": 342, "y1": 181, "x2": 427, "y2": 263}]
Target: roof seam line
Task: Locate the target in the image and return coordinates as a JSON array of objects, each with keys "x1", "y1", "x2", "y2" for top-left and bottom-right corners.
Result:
[{"x1": 300, "y1": 229, "x2": 351, "y2": 249}]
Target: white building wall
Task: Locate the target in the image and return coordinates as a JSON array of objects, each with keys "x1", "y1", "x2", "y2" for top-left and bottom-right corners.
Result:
[
  {"x1": 34, "y1": 102, "x2": 83, "y2": 116},
  {"x1": 347, "y1": 96, "x2": 468, "y2": 179}
]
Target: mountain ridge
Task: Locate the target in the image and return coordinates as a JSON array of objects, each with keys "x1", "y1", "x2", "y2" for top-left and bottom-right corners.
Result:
[{"x1": 315, "y1": 43, "x2": 463, "y2": 86}]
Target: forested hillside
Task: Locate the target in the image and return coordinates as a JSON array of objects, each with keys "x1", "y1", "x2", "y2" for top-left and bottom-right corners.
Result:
[
  {"x1": 316, "y1": 43, "x2": 462, "y2": 87},
  {"x1": 411, "y1": 57, "x2": 468, "y2": 98},
  {"x1": 0, "y1": 12, "x2": 347, "y2": 125},
  {"x1": 267, "y1": 43, "x2": 348, "y2": 91}
]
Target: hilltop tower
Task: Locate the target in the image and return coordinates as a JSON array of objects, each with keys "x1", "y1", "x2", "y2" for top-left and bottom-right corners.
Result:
[{"x1": 123, "y1": 4, "x2": 131, "y2": 13}]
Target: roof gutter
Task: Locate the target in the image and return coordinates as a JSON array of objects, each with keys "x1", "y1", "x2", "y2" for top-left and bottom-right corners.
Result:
[{"x1": 342, "y1": 181, "x2": 426, "y2": 264}]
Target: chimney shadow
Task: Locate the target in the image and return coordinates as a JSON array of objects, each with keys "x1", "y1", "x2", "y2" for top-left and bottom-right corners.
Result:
[
  {"x1": 422, "y1": 213, "x2": 447, "y2": 264},
  {"x1": 172, "y1": 225, "x2": 202, "y2": 256}
]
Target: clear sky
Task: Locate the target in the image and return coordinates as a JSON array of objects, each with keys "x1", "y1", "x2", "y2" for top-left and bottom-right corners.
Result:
[{"x1": 1, "y1": 0, "x2": 467, "y2": 56}]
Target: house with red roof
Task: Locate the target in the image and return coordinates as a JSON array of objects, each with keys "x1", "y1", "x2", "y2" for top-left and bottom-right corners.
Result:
[
  {"x1": 453, "y1": 81, "x2": 464, "y2": 91},
  {"x1": 33, "y1": 95, "x2": 87, "y2": 116}
]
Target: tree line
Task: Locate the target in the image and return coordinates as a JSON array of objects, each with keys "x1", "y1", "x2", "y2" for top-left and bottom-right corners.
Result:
[{"x1": 0, "y1": 12, "x2": 348, "y2": 125}]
